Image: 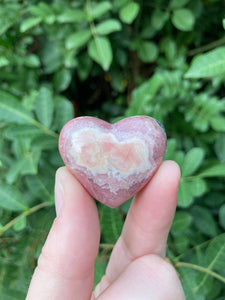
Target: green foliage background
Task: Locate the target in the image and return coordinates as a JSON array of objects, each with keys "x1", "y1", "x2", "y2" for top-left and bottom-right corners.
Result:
[{"x1": 0, "y1": 0, "x2": 225, "y2": 299}]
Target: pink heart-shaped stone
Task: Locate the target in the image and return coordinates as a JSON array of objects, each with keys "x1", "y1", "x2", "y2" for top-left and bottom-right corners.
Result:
[{"x1": 59, "y1": 116, "x2": 167, "y2": 208}]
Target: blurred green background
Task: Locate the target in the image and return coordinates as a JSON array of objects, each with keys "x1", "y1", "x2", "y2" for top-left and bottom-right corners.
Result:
[{"x1": 0, "y1": 0, "x2": 225, "y2": 299}]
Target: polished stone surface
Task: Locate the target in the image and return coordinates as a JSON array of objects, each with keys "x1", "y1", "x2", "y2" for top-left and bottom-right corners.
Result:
[{"x1": 59, "y1": 116, "x2": 167, "y2": 207}]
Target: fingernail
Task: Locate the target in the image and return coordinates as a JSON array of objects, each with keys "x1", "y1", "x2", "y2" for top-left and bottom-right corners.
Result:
[
  {"x1": 91, "y1": 294, "x2": 95, "y2": 300},
  {"x1": 55, "y1": 175, "x2": 64, "y2": 216}
]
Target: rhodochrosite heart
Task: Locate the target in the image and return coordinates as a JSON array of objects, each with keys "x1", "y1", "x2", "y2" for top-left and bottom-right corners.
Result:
[{"x1": 59, "y1": 116, "x2": 167, "y2": 208}]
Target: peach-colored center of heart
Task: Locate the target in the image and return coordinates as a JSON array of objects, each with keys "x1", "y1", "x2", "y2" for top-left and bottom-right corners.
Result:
[{"x1": 69, "y1": 128, "x2": 150, "y2": 178}]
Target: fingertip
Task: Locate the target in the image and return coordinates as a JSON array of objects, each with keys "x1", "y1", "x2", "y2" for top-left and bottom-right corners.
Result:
[
  {"x1": 154, "y1": 160, "x2": 181, "y2": 186},
  {"x1": 161, "y1": 160, "x2": 181, "y2": 184},
  {"x1": 136, "y1": 160, "x2": 181, "y2": 200},
  {"x1": 55, "y1": 166, "x2": 96, "y2": 215},
  {"x1": 55, "y1": 166, "x2": 67, "y2": 177},
  {"x1": 55, "y1": 166, "x2": 88, "y2": 196}
]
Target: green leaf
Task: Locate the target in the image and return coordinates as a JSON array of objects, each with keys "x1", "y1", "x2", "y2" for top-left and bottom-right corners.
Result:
[
  {"x1": 49, "y1": 151, "x2": 63, "y2": 167},
  {"x1": 24, "y1": 54, "x2": 40, "y2": 68},
  {"x1": 31, "y1": 135, "x2": 58, "y2": 150},
  {"x1": 6, "y1": 148, "x2": 41, "y2": 178},
  {"x1": 206, "y1": 234, "x2": 225, "y2": 270},
  {"x1": 4, "y1": 125, "x2": 43, "y2": 140},
  {"x1": 219, "y1": 205, "x2": 225, "y2": 230},
  {"x1": 54, "y1": 99, "x2": 74, "y2": 131},
  {"x1": 119, "y1": 2, "x2": 140, "y2": 24},
  {"x1": 5, "y1": 159, "x2": 27, "y2": 184},
  {"x1": 126, "y1": 73, "x2": 163, "y2": 116},
  {"x1": 113, "y1": 0, "x2": 130, "y2": 8},
  {"x1": 56, "y1": 9, "x2": 85, "y2": 23},
  {"x1": 22, "y1": 90, "x2": 38, "y2": 111},
  {"x1": 141, "y1": 21, "x2": 156, "y2": 39},
  {"x1": 20, "y1": 17, "x2": 42, "y2": 32},
  {"x1": 12, "y1": 139, "x2": 30, "y2": 159},
  {"x1": 215, "y1": 134, "x2": 225, "y2": 162},
  {"x1": 25, "y1": 175, "x2": 53, "y2": 200},
  {"x1": 170, "y1": 0, "x2": 191, "y2": 9},
  {"x1": 13, "y1": 215, "x2": 26, "y2": 232},
  {"x1": 204, "y1": 192, "x2": 225, "y2": 208},
  {"x1": 185, "y1": 47, "x2": 225, "y2": 78},
  {"x1": 172, "y1": 8, "x2": 195, "y2": 31},
  {"x1": 178, "y1": 180, "x2": 194, "y2": 207},
  {"x1": 0, "y1": 184, "x2": 28, "y2": 211},
  {"x1": 90, "y1": 1, "x2": 112, "y2": 20},
  {"x1": 179, "y1": 268, "x2": 204, "y2": 300},
  {"x1": 198, "y1": 163, "x2": 225, "y2": 177},
  {"x1": 191, "y1": 206, "x2": 218, "y2": 237},
  {"x1": 95, "y1": 19, "x2": 122, "y2": 35},
  {"x1": 194, "y1": 234, "x2": 225, "y2": 295},
  {"x1": 191, "y1": 115, "x2": 209, "y2": 132},
  {"x1": 64, "y1": 51, "x2": 77, "y2": 69},
  {"x1": 182, "y1": 148, "x2": 205, "y2": 176},
  {"x1": 163, "y1": 139, "x2": 177, "y2": 160},
  {"x1": 53, "y1": 69, "x2": 72, "y2": 92},
  {"x1": 137, "y1": 41, "x2": 158, "y2": 63},
  {"x1": 190, "y1": 178, "x2": 207, "y2": 197},
  {"x1": 44, "y1": 15, "x2": 56, "y2": 25},
  {"x1": 151, "y1": 9, "x2": 169, "y2": 31},
  {"x1": 171, "y1": 211, "x2": 192, "y2": 234},
  {"x1": 29, "y1": 2, "x2": 53, "y2": 18},
  {"x1": 65, "y1": 30, "x2": 91, "y2": 50},
  {"x1": 207, "y1": 279, "x2": 224, "y2": 299},
  {"x1": 172, "y1": 151, "x2": 185, "y2": 168},
  {"x1": 76, "y1": 54, "x2": 93, "y2": 80},
  {"x1": 163, "y1": 39, "x2": 176, "y2": 61},
  {"x1": 184, "y1": 93, "x2": 225, "y2": 132},
  {"x1": 88, "y1": 36, "x2": 112, "y2": 71},
  {"x1": 178, "y1": 177, "x2": 206, "y2": 207},
  {"x1": 20, "y1": 150, "x2": 41, "y2": 176},
  {"x1": 0, "y1": 56, "x2": 9, "y2": 68},
  {"x1": 0, "y1": 91, "x2": 34, "y2": 124},
  {"x1": 0, "y1": 4, "x2": 20, "y2": 35},
  {"x1": 35, "y1": 87, "x2": 54, "y2": 128},
  {"x1": 42, "y1": 41, "x2": 62, "y2": 73},
  {"x1": 210, "y1": 116, "x2": 225, "y2": 131},
  {"x1": 100, "y1": 206, "x2": 123, "y2": 243},
  {"x1": 6, "y1": 149, "x2": 41, "y2": 181},
  {"x1": 193, "y1": 272, "x2": 213, "y2": 297},
  {"x1": 174, "y1": 235, "x2": 189, "y2": 253}
]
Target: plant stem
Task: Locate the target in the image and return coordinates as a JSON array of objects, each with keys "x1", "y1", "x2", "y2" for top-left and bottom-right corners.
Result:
[
  {"x1": 188, "y1": 36, "x2": 225, "y2": 56},
  {"x1": 99, "y1": 243, "x2": 114, "y2": 250},
  {"x1": 173, "y1": 239, "x2": 212, "y2": 262},
  {"x1": 0, "y1": 201, "x2": 50, "y2": 237},
  {"x1": 86, "y1": 0, "x2": 108, "y2": 70},
  {"x1": 32, "y1": 119, "x2": 59, "y2": 138},
  {"x1": 0, "y1": 101, "x2": 58, "y2": 138},
  {"x1": 175, "y1": 261, "x2": 225, "y2": 284}
]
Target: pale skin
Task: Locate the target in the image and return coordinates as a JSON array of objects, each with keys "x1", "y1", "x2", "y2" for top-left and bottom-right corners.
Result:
[{"x1": 26, "y1": 160, "x2": 186, "y2": 300}]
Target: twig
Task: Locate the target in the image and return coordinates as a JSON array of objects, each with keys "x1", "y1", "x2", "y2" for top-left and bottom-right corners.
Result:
[
  {"x1": 175, "y1": 261, "x2": 225, "y2": 284},
  {"x1": 188, "y1": 36, "x2": 225, "y2": 56},
  {"x1": 0, "y1": 201, "x2": 50, "y2": 237}
]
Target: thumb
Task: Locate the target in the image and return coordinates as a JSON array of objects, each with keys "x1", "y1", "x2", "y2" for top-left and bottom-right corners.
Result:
[{"x1": 26, "y1": 167, "x2": 100, "y2": 300}]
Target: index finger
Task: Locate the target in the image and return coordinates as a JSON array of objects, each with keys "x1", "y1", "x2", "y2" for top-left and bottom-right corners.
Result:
[{"x1": 105, "y1": 160, "x2": 180, "y2": 282}]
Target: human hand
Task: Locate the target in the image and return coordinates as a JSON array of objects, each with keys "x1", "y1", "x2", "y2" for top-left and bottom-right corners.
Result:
[{"x1": 26, "y1": 161, "x2": 185, "y2": 300}]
